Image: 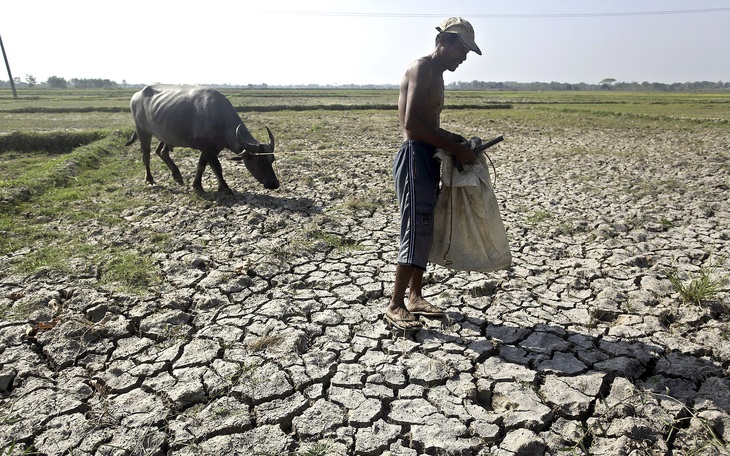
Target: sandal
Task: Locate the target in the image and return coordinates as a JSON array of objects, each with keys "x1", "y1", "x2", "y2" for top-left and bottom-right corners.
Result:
[
  {"x1": 384, "y1": 308, "x2": 422, "y2": 332},
  {"x1": 406, "y1": 298, "x2": 445, "y2": 317}
]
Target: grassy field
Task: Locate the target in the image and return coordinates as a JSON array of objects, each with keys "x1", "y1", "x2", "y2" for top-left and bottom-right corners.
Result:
[
  {"x1": 2, "y1": 88, "x2": 730, "y2": 131},
  {"x1": 1, "y1": 88, "x2": 729, "y2": 279}
]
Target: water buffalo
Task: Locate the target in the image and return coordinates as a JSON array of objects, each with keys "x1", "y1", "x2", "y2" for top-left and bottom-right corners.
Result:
[{"x1": 126, "y1": 85, "x2": 279, "y2": 194}]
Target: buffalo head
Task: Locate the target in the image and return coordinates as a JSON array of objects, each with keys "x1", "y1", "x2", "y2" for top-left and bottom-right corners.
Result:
[{"x1": 235, "y1": 125, "x2": 280, "y2": 190}]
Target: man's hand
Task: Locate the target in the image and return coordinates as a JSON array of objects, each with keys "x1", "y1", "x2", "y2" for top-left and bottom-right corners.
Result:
[{"x1": 452, "y1": 142, "x2": 477, "y2": 166}]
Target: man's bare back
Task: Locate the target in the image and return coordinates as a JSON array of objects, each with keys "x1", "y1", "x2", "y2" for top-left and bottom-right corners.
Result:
[{"x1": 398, "y1": 57, "x2": 444, "y2": 142}]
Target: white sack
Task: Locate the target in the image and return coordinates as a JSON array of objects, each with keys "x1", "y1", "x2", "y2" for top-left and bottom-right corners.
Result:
[{"x1": 429, "y1": 145, "x2": 511, "y2": 272}]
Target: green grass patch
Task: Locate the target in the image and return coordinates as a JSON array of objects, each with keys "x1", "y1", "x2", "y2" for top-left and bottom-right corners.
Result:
[
  {"x1": 625, "y1": 177, "x2": 687, "y2": 201},
  {"x1": 668, "y1": 258, "x2": 729, "y2": 306},
  {"x1": 527, "y1": 210, "x2": 553, "y2": 225},
  {"x1": 8, "y1": 239, "x2": 160, "y2": 293},
  {"x1": 343, "y1": 194, "x2": 381, "y2": 212},
  {"x1": 0, "y1": 131, "x2": 110, "y2": 152},
  {"x1": 304, "y1": 224, "x2": 360, "y2": 252},
  {"x1": 0, "y1": 132, "x2": 129, "y2": 210},
  {"x1": 0, "y1": 131, "x2": 170, "y2": 294},
  {"x1": 13, "y1": 244, "x2": 81, "y2": 275},
  {"x1": 99, "y1": 251, "x2": 160, "y2": 292}
]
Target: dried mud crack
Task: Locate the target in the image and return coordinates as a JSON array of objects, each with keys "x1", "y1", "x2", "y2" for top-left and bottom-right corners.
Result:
[{"x1": 1, "y1": 121, "x2": 729, "y2": 455}]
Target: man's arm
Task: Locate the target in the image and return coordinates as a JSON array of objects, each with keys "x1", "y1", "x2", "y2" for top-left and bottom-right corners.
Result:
[
  {"x1": 402, "y1": 60, "x2": 475, "y2": 165},
  {"x1": 439, "y1": 128, "x2": 466, "y2": 143}
]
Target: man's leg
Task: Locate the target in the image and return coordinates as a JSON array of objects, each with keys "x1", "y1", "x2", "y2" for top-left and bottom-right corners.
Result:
[
  {"x1": 406, "y1": 267, "x2": 444, "y2": 316},
  {"x1": 407, "y1": 268, "x2": 425, "y2": 301},
  {"x1": 387, "y1": 264, "x2": 422, "y2": 329}
]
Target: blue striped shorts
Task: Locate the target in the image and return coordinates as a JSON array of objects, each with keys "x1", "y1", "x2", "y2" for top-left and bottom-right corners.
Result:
[{"x1": 393, "y1": 140, "x2": 441, "y2": 270}]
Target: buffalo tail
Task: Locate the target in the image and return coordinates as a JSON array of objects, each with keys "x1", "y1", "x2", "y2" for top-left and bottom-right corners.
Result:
[{"x1": 125, "y1": 132, "x2": 138, "y2": 146}]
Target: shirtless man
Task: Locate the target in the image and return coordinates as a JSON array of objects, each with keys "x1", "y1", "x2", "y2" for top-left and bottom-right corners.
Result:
[{"x1": 387, "y1": 18, "x2": 482, "y2": 331}]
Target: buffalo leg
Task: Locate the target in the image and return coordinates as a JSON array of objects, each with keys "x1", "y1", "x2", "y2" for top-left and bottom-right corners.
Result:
[
  {"x1": 194, "y1": 149, "x2": 232, "y2": 194},
  {"x1": 138, "y1": 132, "x2": 155, "y2": 186},
  {"x1": 193, "y1": 154, "x2": 208, "y2": 192},
  {"x1": 155, "y1": 142, "x2": 184, "y2": 185}
]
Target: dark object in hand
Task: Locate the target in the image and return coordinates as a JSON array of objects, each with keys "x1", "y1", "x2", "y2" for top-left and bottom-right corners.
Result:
[{"x1": 455, "y1": 135, "x2": 504, "y2": 172}]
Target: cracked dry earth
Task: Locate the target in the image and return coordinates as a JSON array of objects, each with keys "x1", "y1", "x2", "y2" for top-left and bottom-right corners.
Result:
[{"x1": 1, "y1": 117, "x2": 730, "y2": 456}]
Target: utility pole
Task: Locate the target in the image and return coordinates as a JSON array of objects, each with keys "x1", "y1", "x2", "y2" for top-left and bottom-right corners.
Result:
[{"x1": 0, "y1": 33, "x2": 18, "y2": 98}]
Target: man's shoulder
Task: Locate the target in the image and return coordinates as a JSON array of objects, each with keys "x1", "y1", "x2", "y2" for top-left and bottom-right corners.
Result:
[
  {"x1": 405, "y1": 57, "x2": 435, "y2": 79},
  {"x1": 411, "y1": 56, "x2": 434, "y2": 69}
]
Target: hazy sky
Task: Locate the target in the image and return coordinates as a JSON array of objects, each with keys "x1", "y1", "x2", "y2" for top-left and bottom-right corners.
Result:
[{"x1": 2, "y1": 0, "x2": 729, "y2": 86}]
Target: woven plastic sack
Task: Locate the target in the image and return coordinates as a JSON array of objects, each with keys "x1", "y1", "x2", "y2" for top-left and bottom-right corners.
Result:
[{"x1": 429, "y1": 139, "x2": 511, "y2": 272}]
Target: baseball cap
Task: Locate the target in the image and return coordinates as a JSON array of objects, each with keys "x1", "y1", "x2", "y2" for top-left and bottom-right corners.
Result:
[{"x1": 436, "y1": 17, "x2": 482, "y2": 55}]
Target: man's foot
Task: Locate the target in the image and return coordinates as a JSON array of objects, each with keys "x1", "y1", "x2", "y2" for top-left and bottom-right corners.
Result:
[
  {"x1": 406, "y1": 296, "x2": 445, "y2": 317},
  {"x1": 384, "y1": 306, "x2": 423, "y2": 332}
]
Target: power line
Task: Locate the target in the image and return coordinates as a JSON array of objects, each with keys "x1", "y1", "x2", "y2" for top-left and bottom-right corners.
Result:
[
  {"x1": 470, "y1": 7, "x2": 730, "y2": 18},
  {"x1": 261, "y1": 7, "x2": 730, "y2": 19}
]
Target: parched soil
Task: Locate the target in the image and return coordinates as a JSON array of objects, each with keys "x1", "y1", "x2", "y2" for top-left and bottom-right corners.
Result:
[{"x1": 1, "y1": 113, "x2": 729, "y2": 455}]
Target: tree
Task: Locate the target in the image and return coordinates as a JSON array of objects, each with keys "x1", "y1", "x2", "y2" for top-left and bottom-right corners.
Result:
[
  {"x1": 47, "y1": 76, "x2": 68, "y2": 88},
  {"x1": 599, "y1": 78, "x2": 616, "y2": 89},
  {"x1": 25, "y1": 74, "x2": 37, "y2": 86},
  {"x1": 69, "y1": 78, "x2": 118, "y2": 89}
]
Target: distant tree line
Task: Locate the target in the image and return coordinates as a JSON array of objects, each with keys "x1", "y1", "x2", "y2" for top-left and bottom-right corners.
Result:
[
  {"x1": 1, "y1": 76, "x2": 728, "y2": 92},
  {"x1": 447, "y1": 79, "x2": 730, "y2": 92},
  {"x1": 0, "y1": 76, "x2": 124, "y2": 89}
]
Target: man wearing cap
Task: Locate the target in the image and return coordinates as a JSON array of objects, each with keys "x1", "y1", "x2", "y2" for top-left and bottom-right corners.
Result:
[{"x1": 387, "y1": 17, "x2": 482, "y2": 331}]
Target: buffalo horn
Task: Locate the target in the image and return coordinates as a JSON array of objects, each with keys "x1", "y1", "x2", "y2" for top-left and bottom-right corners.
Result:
[
  {"x1": 265, "y1": 126, "x2": 276, "y2": 152},
  {"x1": 237, "y1": 124, "x2": 276, "y2": 154},
  {"x1": 236, "y1": 124, "x2": 258, "y2": 154}
]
